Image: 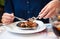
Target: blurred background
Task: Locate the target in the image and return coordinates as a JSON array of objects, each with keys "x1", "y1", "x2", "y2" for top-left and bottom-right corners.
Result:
[{"x1": 0, "y1": 0, "x2": 4, "y2": 23}]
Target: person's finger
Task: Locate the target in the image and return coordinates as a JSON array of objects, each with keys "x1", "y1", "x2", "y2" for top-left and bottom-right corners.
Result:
[
  {"x1": 43, "y1": 8, "x2": 56, "y2": 19},
  {"x1": 2, "y1": 18, "x2": 11, "y2": 24},
  {"x1": 48, "y1": 12, "x2": 56, "y2": 18},
  {"x1": 3, "y1": 13, "x2": 14, "y2": 17},
  {"x1": 38, "y1": 5, "x2": 54, "y2": 19},
  {"x1": 2, "y1": 16, "x2": 13, "y2": 20},
  {"x1": 3, "y1": 13, "x2": 10, "y2": 16},
  {"x1": 2, "y1": 16, "x2": 14, "y2": 22},
  {"x1": 3, "y1": 16, "x2": 11, "y2": 20},
  {"x1": 39, "y1": 1, "x2": 52, "y2": 15},
  {"x1": 10, "y1": 13, "x2": 14, "y2": 18},
  {"x1": 39, "y1": 4, "x2": 48, "y2": 14},
  {"x1": 2, "y1": 13, "x2": 14, "y2": 20},
  {"x1": 38, "y1": 7, "x2": 50, "y2": 19},
  {"x1": 2, "y1": 19, "x2": 7, "y2": 24}
]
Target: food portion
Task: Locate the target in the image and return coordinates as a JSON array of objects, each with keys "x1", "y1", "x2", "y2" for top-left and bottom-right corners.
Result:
[{"x1": 17, "y1": 20, "x2": 38, "y2": 29}]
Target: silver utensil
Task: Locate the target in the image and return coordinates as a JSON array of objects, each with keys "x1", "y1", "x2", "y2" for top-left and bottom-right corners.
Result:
[
  {"x1": 15, "y1": 16, "x2": 25, "y2": 21},
  {"x1": 31, "y1": 16, "x2": 39, "y2": 20}
]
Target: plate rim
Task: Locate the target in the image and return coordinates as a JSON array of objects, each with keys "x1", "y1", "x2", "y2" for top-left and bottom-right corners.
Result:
[{"x1": 6, "y1": 20, "x2": 46, "y2": 34}]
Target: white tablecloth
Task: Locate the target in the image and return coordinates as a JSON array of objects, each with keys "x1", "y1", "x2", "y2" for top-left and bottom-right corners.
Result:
[{"x1": 0, "y1": 23, "x2": 57, "y2": 39}]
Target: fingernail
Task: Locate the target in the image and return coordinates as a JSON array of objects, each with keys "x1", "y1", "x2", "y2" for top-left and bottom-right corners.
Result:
[
  {"x1": 39, "y1": 17, "x2": 42, "y2": 19},
  {"x1": 38, "y1": 16, "x2": 41, "y2": 19},
  {"x1": 11, "y1": 13, "x2": 14, "y2": 16}
]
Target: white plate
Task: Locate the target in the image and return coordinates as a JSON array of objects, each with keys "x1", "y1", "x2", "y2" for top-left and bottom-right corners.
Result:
[{"x1": 6, "y1": 20, "x2": 46, "y2": 34}]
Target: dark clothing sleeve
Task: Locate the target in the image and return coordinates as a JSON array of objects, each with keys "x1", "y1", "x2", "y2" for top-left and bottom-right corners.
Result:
[
  {"x1": 4, "y1": 0, "x2": 14, "y2": 13},
  {"x1": 4, "y1": 0, "x2": 51, "y2": 23}
]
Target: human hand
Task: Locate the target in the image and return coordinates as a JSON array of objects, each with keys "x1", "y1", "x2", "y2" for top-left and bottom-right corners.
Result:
[
  {"x1": 38, "y1": 1, "x2": 60, "y2": 19},
  {"x1": 1, "y1": 13, "x2": 14, "y2": 24}
]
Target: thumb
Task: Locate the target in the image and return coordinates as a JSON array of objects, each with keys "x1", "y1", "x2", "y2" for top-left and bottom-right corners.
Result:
[{"x1": 10, "y1": 13, "x2": 14, "y2": 16}]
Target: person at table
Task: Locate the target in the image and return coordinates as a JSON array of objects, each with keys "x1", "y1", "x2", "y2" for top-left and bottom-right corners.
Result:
[{"x1": 1, "y1": 0, "x2": 60, "y2": 24}]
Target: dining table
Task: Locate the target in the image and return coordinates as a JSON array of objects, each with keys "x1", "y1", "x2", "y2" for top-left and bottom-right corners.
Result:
[{"x1": 0, "y1": 21, "x2": 58, "y2": 39}]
